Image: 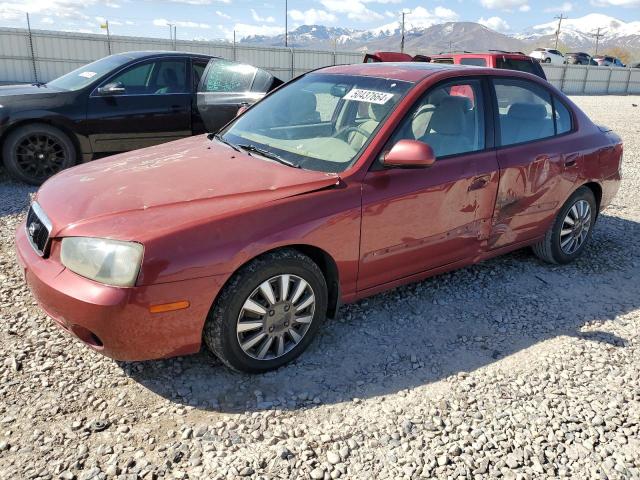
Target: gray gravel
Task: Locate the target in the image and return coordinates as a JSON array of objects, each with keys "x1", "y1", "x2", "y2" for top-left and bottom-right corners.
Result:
[{"x1": 1, "y1": 95, "x2": 639, "y2": 480}]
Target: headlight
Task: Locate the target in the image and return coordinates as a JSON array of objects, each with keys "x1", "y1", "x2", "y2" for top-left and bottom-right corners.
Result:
[{"x1": 61, "y1": 237, "x2": 144, "y2": 287}]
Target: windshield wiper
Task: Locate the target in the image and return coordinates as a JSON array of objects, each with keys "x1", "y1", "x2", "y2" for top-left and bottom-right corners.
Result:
[
  {"x1": 237, "y1": 144, "x2": 300, "y2": 168},
  {"x1": 209, "y1": 133, "x2": 241, "y2": 152}
]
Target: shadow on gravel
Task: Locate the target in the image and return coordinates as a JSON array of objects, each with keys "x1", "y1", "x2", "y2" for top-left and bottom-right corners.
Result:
[
  {"x1": 118, "y1": 213, "x2": 638, "y2": 413},
  {"x1": 0, "y1": 171, "x2": 36, "y2": 216}
]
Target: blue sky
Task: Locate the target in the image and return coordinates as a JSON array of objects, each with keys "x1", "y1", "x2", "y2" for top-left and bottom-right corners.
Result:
[{"x1": 0, "y1": 0, "x2": 638, "y2": 41}]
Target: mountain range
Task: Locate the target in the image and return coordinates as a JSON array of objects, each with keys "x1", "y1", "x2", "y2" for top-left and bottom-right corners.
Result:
[{"x1": 241, "y1": 14, "x2": 640, "y2": 59}]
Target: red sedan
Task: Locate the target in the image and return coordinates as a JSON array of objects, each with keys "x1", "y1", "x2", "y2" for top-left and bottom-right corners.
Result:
[{"x1": 16, "y1": 62, "x2": 622, "y2": 372}]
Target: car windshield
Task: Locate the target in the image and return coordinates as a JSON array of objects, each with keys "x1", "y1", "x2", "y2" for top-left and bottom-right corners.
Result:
[
  {"x1": 46, "y1": 55, "x2": 132, "y2": 91},
  {"x1": 220, "y1": 73, "x2": 413, "y2": 173}
]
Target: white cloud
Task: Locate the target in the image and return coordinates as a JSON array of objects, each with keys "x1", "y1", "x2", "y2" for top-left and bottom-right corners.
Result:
[
  {"x1": 406, "y1": 6, "x2": 458, "y2": 28},
  {"x1": 250, "y1": 9, "x2": 275, "y2": 23},
  {"x1": 215, "y1": 10, "x2": 231, "y2": 20},
  {"x1": 480, "y1": 0, "x2": 529, "y2": 11},
  {"x1": 223, "y1": 23, "x2": 284, "y2": 40},
  {"x1": 0, "y1": 0, "x2": 94, "y2": 20},
  {"x1": 289, "y1": 8, "x2": 337, "y2": 24},
  {"x1": 478, "y1": 16, "x2": 510, "y2": 31},
  {"x1": 153, "y1": 18, "x2": 211, "y2": 29},
  {"x1": 319, "y1": 0, "x2": 384, "y2": 21},
  {"x1": 590, "y1": 0, "x2": 640, "y2": 5},
  {"x1": 167, "y1": 0, "x2": 230, "y2": 4},
  {"x1": 544, "y1": 2, "x2": 574, "y2": 12}
]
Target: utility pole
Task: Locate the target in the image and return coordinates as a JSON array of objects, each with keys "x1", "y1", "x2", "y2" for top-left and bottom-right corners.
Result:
[
  {"x1": 554, "y1": 13, "x2": 566, "y2": 50},
  {"x1": 591, "y1": 27, "x2": 605, "y2": 56},
  {"x1": 173, "y1": 25, "x2": 177, "y2": 50},
  {"x1": 167, "y1": 23, "x2": 175, "y2": 49},
  {"x1": 400, "y1": 10, "x2": 411, "y2": 53},
  {"x1": 285, "y1": 0, "x2": 288, "y2": 47}
]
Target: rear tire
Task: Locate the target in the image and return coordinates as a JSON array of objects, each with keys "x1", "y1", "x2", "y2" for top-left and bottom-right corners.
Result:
[
  {"x1": 532, "y1": 187, "x2": 597, "y2": 264},
  {"x1": 544, "y1": 57, "x2": 552, "y2": 63},
  {"x1": 203, "y1": 249, "x2": 328, "y2": 373},
  {"x1": 2, "y1": 123, "x2": 77, "y2": 185}
]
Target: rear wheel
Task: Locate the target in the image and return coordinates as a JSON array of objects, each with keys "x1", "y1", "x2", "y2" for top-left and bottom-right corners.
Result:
[
  {"x1": 2, "y1": 124, "x2": 77, "y2": 185},
  {"x1": 203, "y1": 249, "x2": 328, "y2": 373},
  {"x1": 544, "y1": 57, "x2": 552, "y2": 63},
  {"x1": 532, "y1": 187, "x2": 597, "y2": 264}
]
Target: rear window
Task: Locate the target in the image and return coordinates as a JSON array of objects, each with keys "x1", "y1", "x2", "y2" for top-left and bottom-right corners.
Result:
[
  {"x1": 497, "y1": 58, "x2": 539, "y2": 75},
  {"x1": 459, "y1": 58, "x2": 487, "y2": 67}
]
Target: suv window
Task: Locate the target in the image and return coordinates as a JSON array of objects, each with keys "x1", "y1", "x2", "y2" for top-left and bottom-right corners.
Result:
[
  {"x1": 460, "y1": 58, "x2": 487, "y2": 67},
  {"x1": 497, "y1": 58, "x2": 536, "y2": 75},
  {"x1": 108, "y1": 59, "x2": 187, "y2": 94},
  {"x1": 493, "y1": 79, "x2": 555, "y2": 146},
  {"x1": 432, "y1": 57, "x2": 454, "y2": 64},
  {"x1": 388, "y1": 79, "x2": 485, "y2": 159}
]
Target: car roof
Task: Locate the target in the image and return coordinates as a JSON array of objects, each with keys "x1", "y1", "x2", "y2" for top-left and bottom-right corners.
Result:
[
  {"x1": 317, "y1": 61, "x2": 536, "y2": 83},
  {"x1": 114, "y1": 51, "x2": 215, "y2": 60},
  {"x1": 431, "y1": 52, "x2": 529, "y2": 58}
]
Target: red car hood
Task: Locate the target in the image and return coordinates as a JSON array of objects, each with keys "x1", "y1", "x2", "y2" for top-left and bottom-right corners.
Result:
[{"x1": 36, "y1": 136, "x2": 340, "y2": 238}]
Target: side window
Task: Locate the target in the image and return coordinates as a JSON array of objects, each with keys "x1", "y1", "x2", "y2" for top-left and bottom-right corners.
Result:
[
  {"x1": 432, "y1": 57, "x2": 454, "y2": 64},
  {"x1": 203, "y1": 60, "x2": 256, "y2": 92},
  {"x1": 154, "y1": 60, "x2": 187, "y2": 94},
  {"x1": 108, "y1": 59, "x2": 187, "y2": 94},
  {"x1": 389, "y1": 80, "x2": 485, "y2": 159},
  {"x1": 493, "y1": 79, "x2": 555, "y2": 146},
  {"x1": 192, "y1": 59, "x2": 208, "y2": 91},
  {"x1": 460, "y1": 58, "x2": 487, "y2": 66},
  {"x1": 111, "y1": 62, "x2": 154, "y2": 89},
  {"x1": 554, "y1": 98, "x2": 572, "y2": 134}
]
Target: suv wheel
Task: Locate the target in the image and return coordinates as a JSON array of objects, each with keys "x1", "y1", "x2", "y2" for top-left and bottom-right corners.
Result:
[{"x1": 203, "y1": 249, "x2": 328, "y2": 373}]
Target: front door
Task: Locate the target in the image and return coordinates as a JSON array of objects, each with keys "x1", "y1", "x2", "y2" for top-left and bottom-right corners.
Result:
[
  {"x1": 359, "y1": 78, "x2": 499, "y2": 290},
  {"x1": 86, "y1": 57, "x2": 191, "y2": 154}
]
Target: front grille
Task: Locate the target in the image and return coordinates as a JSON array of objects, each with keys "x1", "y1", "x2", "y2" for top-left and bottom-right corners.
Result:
[{"x1": 25, "y1": 203, "x2": 52, "y2": 256}]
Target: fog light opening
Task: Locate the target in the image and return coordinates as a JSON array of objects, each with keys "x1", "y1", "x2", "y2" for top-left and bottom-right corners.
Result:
[{"x1": 70, "y1": 324, "x2": 104, "y2": 349}]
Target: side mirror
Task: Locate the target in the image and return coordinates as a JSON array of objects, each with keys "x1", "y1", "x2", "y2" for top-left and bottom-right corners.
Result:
[
  {"x1": 383, "y1": 139, "x2": 436, "y2": 168},
  {"x1": 97, "y1": 82, "x2": 126, "y2": 96}
]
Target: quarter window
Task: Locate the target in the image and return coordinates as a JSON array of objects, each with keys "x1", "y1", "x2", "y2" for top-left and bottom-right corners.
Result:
[
  {"x1": 554, "y1": 98, "x2": 572, "y2": 134},
  {"x1": 460, "y1": 58, "x2": 487, "y2": 66},
  {"x1": 389, "y1": 80, "x2": 485, "y2": 159}
]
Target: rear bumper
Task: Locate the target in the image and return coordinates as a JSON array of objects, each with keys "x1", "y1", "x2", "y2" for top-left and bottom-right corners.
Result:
[{"x1": 15, "y1": 223, "x2": 226, "y2": 361}]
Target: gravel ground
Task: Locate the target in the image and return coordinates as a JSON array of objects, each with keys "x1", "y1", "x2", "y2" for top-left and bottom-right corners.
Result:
[{"x1": 1, "y1": 95, "x2": 639, "y2": 480}]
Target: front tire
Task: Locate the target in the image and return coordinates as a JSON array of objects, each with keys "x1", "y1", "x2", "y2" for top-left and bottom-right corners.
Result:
[
  {"x1": 203, "y1": 249, "x2": 328, "y2": 373},
  {"x1": 2, "y1": 123, "x2": 77, "y2": 185},
  {"x1": 532, "y1": 187, "x2": 597, "y2": 264}
]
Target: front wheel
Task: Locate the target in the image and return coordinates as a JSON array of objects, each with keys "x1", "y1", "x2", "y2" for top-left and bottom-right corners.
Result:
[
  {"x1": 203, "y1": 249, "x2": 328, "y2": 373},
  {"x1": 2, "y1": 123, "x2": 77, "y2": 185},
  {"x1": 532, "y1": 187, "x2": 597, "y2": 264}
]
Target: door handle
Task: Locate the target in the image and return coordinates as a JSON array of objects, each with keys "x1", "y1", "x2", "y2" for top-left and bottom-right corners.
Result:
[
  {"x1": 168, "y1": 105, "x2": 183, "y2": 112},
  {"x1": 564, "y1": 153, "x2": 579, "y2": 167},
  {"x1": 468, "y1": 175, "x2": 490, "y2": 192}
]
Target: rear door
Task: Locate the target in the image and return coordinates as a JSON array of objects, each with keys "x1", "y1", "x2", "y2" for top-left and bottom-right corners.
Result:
[
  {"x1": 196, "y1": 59, "x2": 279, "y2": 133},
  {"x1": 488, "y1": 77, "x2": 577, "y2": 249},
  {"x1": 86, "y1": 57, "x2": 191, "y2": 153}
]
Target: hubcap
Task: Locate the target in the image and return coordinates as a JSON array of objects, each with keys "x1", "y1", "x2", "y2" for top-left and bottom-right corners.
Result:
[
  {"x1": 14, "y1": 133, "x2": 67, "y2": 180},
  {"x1": 560, "y1": 199, "x2": 591, "y2": 255},
  {"x1": 236, "y1": 274, "x2": 315, "y2": 361}
]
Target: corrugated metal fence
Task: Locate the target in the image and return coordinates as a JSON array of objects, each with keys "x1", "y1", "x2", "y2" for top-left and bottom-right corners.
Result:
[
  {"x1": 0, "y1": 27, "x2": 363, "y2": 84},
  {"x1": 1, "y1": 27, "x2": 640, "y2": 95},
  {"x1": 542, "y1": 64, "x2": 640, "y2": 95}
]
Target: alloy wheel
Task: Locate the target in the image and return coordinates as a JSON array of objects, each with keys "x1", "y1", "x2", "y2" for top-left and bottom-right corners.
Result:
[
  {"x1": 14, "y1": 133, "x2": 67, "y2": 180},
  {"x1": 236, "y1": 274, "x2": 316, "y2": 361},
  {"x1": 560, "y1": 199, "x2": 592, "y2": 255}
]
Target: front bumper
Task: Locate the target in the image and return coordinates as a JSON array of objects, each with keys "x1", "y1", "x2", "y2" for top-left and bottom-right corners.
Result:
[{"x1": 15, "y1": 223, "x2": 226, "y2": 361}]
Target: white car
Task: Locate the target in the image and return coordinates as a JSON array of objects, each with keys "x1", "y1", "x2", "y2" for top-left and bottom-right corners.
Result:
[{"x1": 529, "y1": 48, "x2": 565, "y2": 65}]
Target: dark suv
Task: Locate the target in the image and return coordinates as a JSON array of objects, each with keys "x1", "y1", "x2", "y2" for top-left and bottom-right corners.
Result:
[{"x1": 565, "y1": 52, "x2": 597, "y2": 65}]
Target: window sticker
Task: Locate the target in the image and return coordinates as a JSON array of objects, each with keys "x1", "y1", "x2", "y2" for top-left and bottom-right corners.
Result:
[
  {"x1": 78, "y1": 71, "x2": 97, "y2": 79},
  {"x1": 343, "y1": 88, "x2": 394, "y2": 105}
]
